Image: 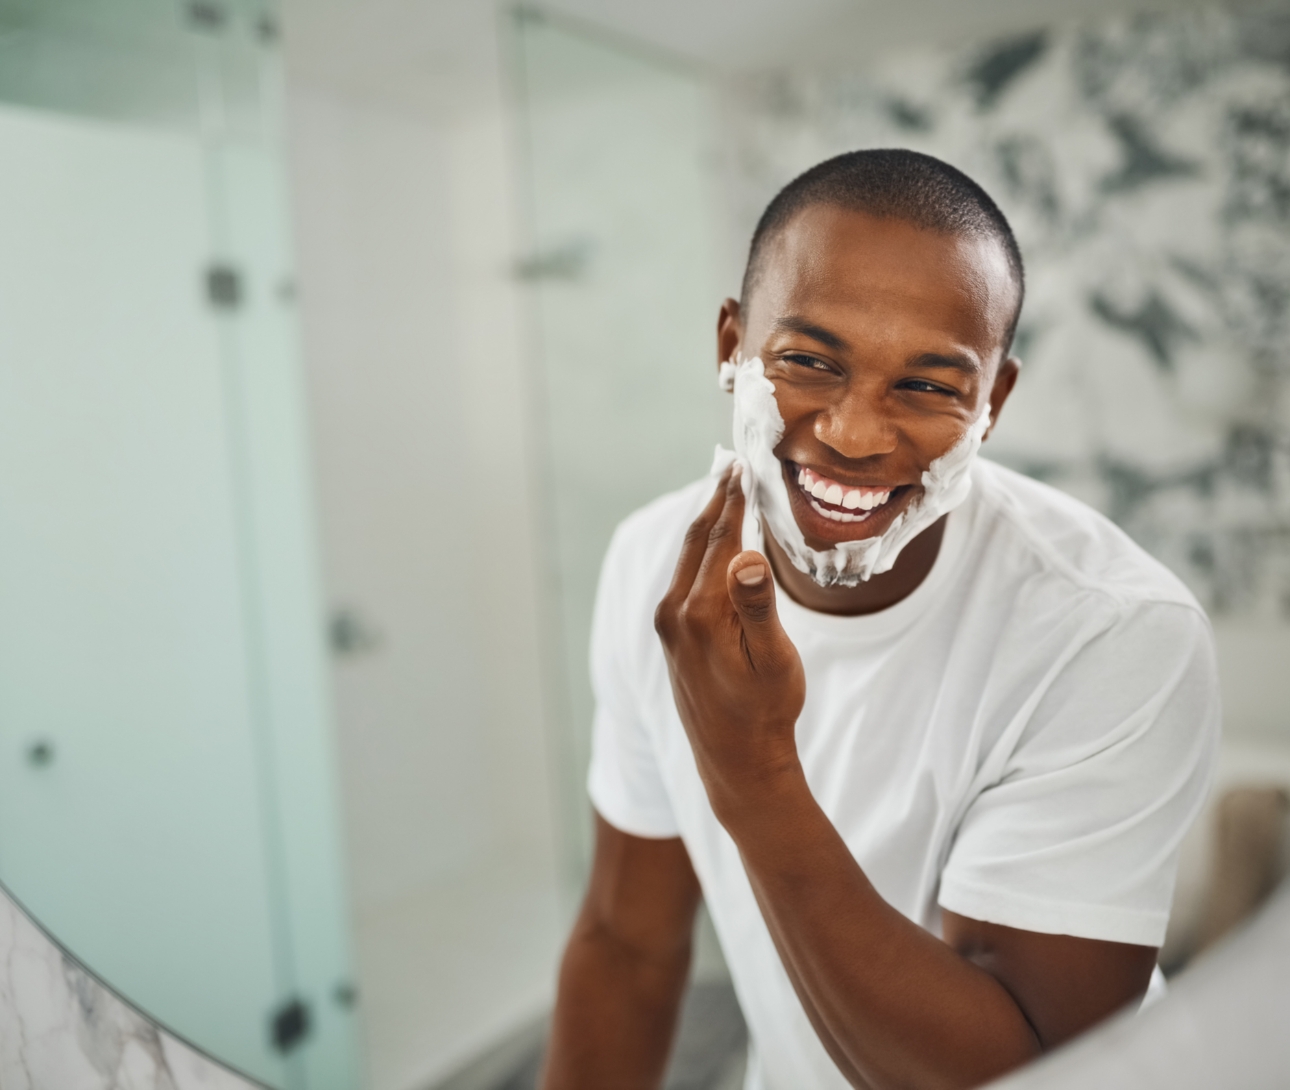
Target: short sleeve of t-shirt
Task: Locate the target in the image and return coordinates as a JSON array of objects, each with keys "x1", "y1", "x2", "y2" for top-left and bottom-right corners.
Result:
[
  {"x1": 585, "y1": 522, "x2": 681, "y2": 839},
  {"x1": 938, "y1": 599, "x2": 1220, "y2": 947}
]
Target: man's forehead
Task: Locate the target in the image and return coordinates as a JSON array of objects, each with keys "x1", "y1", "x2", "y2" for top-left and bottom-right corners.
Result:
[
  {"x1": 764, "y1": 206, "x2": 1011, "y2": 294},
  {"x1": 749, "y1": 205, "x2": 1019, "y2": 351}
]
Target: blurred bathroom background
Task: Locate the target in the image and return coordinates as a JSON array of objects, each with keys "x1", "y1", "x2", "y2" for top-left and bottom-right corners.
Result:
[{"x1": 0, "y1": 1, "x2": 1288, "y2": 1089}]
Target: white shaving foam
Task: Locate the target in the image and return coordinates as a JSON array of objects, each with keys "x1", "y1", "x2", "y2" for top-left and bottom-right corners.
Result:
[{"x1": 712, "y1": 356, "x2": 989, "y2": 586}]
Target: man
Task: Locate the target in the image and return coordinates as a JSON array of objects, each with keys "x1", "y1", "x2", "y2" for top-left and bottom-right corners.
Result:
[{"x1": 540, "y1": 150, "x2": 1219, "y2": 1090}]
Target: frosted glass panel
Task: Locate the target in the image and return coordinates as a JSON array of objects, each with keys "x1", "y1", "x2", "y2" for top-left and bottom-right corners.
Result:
[
  {"x1": 0, "y1": 3, "x2": 355, "y2": 1088},
  {"x1": 0, "y1": 102, "x2": 286, "y2": 1082},
  {"x1": 514, "y1": 15, "x2": 727, "y2": 872}
]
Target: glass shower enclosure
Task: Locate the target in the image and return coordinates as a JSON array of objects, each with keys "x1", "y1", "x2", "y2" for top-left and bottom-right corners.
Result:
[{"x1": 0, "y1": 2, "x2": 356, "y2": 1087}]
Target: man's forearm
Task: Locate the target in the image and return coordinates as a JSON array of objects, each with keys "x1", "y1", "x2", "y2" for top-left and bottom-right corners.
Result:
[
  {"x1": 711, "y1": 763, "x2": 1041, "y2": 1090},
  {"x1": 541, "y1": 920, "x2": 692, "y2": 1090}
]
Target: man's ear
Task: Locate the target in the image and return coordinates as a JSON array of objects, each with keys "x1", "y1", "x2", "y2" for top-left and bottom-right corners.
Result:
[
  {"x1": 983, "y1": 356, "x2": 1021, "y2": 441},
  {"x1": 717, "y1": 298, "x2": 742, "y2": 373}
]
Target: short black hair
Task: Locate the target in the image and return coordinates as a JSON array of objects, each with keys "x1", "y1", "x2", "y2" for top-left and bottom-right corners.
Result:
[{"x1": 741, "y1": 149, "x2": 1025, "y2": 353}]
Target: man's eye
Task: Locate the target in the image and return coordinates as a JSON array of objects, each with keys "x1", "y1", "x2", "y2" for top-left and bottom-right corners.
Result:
[
  {"x1": 900, "y1": 379, "x2": 954, "y2": 395},
  {"x1": 784, "y1": 354, "x2": 833, "y2": 373}
]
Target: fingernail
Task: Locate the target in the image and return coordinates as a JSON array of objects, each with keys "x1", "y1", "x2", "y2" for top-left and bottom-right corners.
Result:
[
  {"x1": 735, "y1": 564, "x2": 766, "y2": 586},
  {"x1": 731, "y1": 462, "x2": 743, "y2": 480}
]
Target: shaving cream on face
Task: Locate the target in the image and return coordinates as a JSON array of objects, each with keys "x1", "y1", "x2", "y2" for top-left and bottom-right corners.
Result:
[{"x1": 711, "y1": 356, "x2": 990, "y2": 587}]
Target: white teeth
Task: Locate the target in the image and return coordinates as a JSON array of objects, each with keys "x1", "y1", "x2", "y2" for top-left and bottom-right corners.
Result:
[
  {"x1": 862, "y1": 490, "x2": 891, "y2": 510},
  {"x1": 808, "y1": 497, "x2": 870, "y2": 523},
  {"x1": 797, "y1": 468, "x2": 895, "y2": 515}
]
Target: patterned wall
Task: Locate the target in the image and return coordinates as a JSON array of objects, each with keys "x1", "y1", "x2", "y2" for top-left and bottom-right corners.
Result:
[{"x1": 717, "y1": 6, "x2": 1290, "y2": 619}]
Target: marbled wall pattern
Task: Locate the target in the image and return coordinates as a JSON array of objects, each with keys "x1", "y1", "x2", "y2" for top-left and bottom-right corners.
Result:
[
  {"x1": 718, "y1": 6, "x2": 1290, "y2": 619},
  {"x1": 0, "y1": 886, "x2": 258, "y2": 1090}
]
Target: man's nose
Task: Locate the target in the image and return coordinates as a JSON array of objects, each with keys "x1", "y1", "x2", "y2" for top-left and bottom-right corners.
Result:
[{"x1": 813, "y1": 386, "x2": 898, "y2": 461}]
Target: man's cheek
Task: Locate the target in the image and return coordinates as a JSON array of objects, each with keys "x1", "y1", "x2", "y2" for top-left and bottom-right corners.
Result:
[{"x1": 914, "y1": 416, "x2": 978, "y2": 469}]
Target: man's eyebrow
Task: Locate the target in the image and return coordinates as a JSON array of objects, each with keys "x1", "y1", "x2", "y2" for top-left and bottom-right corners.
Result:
[
  {"x1": 907, "y1": 352, "x2": 982, "y2": 376},
  {"x1": 772, "y1": 316, "x2": 850, "y2": 351}
]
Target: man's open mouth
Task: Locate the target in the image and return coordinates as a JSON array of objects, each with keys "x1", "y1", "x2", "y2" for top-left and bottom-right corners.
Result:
[{"x1": 790, "y1": 464, "x2": 909, "y2": 524}]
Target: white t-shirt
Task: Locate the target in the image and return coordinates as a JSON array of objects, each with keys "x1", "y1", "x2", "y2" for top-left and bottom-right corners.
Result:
[{"x1": 586, "y1": 458, "x2": 1221, "y2": 1090}]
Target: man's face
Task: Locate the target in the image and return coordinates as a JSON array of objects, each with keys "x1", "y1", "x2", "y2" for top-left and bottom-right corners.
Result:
[{"x1": 720, "y1": 205, "x2": 1021, "y2": 551}]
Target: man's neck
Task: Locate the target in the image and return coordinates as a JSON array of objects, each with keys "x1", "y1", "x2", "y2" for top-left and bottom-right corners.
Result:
[{"x1": 764, "y1": 515, "x2": 948, "y2": 616}]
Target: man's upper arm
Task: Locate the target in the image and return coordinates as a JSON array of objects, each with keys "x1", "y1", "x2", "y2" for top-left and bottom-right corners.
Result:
[
  {"x1": 942, "y1": 909, "x2": 1158, "y2": 1050},
  {"x1": 578, "y1": 811, "x2": 702, "y2": 963},
  {"x1": 935, "y1": 600, "x2": 1217, "y2": 1050}
]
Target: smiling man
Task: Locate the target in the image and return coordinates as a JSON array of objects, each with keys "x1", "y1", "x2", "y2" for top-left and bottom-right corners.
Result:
[{"x1": 540, "y1": 150, "x2": 1220, "y2": 1090}]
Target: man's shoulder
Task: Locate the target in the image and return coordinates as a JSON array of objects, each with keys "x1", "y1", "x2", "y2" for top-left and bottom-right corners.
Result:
[
  {"x1": 600, "y1": 476, "x2": 716, "y2": 616},
  {"x1": 972, "y1": 459, "x2": 1202, "y2": 614},
  {"x1": 610, "y1": 476, "x2": 714, "y2": 566}
]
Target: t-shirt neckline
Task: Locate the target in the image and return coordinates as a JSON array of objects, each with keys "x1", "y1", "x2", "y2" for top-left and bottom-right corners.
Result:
[{"x1": 773, "y1": 490, "x2": 974, "y2": 641}]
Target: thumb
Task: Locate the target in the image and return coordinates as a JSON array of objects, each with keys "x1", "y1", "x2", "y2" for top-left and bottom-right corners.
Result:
[{"x1": 726, "y1": 551, "x2": 790, "y2": 663}]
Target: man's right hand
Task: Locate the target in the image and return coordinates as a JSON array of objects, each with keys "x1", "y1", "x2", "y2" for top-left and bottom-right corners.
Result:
[{"x1": 541, "y1": 812, "x2": 702, "y2": 1090}]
